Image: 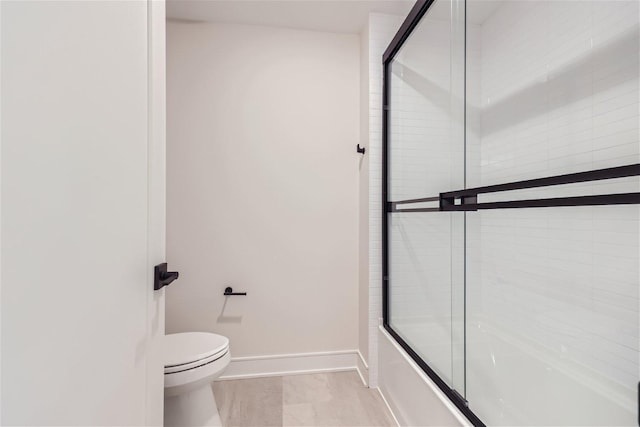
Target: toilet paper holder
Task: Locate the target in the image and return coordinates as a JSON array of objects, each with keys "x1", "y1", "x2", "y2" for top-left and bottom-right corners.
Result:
[{"x1": 224, "y1": 287, "x2": 247, "y2": 296}]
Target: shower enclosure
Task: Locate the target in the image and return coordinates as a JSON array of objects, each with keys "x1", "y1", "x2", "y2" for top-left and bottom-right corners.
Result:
[{"x1": 382, "y1": 0, "x2": 639, "y2": 425}]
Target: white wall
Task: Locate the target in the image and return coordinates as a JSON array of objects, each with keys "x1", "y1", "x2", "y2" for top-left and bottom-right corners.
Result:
[{"x1": 166, "y1": 22, "x2": 360, "y2": 362}]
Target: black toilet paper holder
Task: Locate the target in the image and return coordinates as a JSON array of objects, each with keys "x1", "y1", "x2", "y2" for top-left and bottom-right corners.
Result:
[{"x1": 224, "y1": 287, "x2": 247, "y2": 296}]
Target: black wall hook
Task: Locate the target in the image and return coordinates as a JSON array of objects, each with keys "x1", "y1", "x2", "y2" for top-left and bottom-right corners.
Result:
[
  {"x1": 154, "y1": 263, "x2": 179, "y2": 290},
  {"x1": 357, "y1": 144, "x2": 366, "y2": 154},
  {"x1": 224, "y1": 286, "x2": 247, "y2": 296}
]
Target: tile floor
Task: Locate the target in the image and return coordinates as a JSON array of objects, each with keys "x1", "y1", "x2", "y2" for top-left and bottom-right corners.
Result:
[{"x1": 213, "y1": 371, "x2": 396, "y2": 426}]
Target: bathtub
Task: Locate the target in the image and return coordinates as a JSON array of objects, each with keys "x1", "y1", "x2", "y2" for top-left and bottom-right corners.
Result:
[
  {"x1": 384, "y1": 318, "x2": 635, "y2": 426},
  {"x1": 466, "y1": 320, "x2": 635, "y2": 426}
]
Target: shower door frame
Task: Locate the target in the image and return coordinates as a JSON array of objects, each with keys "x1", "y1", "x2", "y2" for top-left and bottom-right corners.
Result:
[{"x1": 381, "y1": 0, "x2": 640, "y2": 425}]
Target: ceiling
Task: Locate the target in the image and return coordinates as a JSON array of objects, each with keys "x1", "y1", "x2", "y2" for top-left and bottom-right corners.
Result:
[
  {"x1": 166, "y1": 0, "x2": 415, "y2": 34},
  {"x1": 167, "y1": 0, "x2": 504, "y2": 34},
  {"x1": 423, "y1": 0, "x2": 502, "y2": 24}
]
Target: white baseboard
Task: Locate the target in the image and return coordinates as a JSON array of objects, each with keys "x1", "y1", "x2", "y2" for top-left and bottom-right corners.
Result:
[
  {"x1": 218, "y1": 350, "x2": 359, "y2": 380},
  {"x1": 356, "y1": 350, "x2": 369, "y2": 387},
  {"x1": 377, "y1": 386, "x2": 401, "y2": 427}
]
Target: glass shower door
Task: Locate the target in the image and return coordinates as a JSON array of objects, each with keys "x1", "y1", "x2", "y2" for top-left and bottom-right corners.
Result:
[
  {"x1": 464, "y1": 1, "x2": 640, "y2": 425},
  {"x1": 384, "y1": 0, "x2": 639, "y2": 425},
  {"x1": 384, "y1": 0, "x2": 466, "y2": 395}
]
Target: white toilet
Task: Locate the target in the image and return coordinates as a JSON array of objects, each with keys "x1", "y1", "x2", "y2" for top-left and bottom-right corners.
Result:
[{"x1": 164, "y1": 332, "x2": 230, "y2": 427}]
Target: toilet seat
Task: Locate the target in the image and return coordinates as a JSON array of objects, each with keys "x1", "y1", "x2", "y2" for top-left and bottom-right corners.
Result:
[
  {"x1": 164, "y1": 332, "x2": 229, "y2": 374},
  {"x1": 164, "y1": 348, "x2": 228, "y2": 374}
]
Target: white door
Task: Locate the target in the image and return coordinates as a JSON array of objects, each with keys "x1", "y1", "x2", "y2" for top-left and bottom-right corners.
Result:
[{"x1": 1, "y1": 1, "x2": 166, "y2": 425}]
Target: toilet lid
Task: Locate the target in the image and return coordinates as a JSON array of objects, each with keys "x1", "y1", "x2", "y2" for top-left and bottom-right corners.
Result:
[{"x1": 164, "y1": 332, "x2": 229, "y2": 368}]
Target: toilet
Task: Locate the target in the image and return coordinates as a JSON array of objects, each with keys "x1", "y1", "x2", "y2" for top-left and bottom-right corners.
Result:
[{"x1": 164, "y1": 332, "x2": 231, "y2": 427}]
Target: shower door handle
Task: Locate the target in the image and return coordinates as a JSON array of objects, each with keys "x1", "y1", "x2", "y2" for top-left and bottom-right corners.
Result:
[
  {"x1": 387, "y1": 164, "x2": 640, "y2": 214},
  {"x1": 438, "y1": 163, "x2": 640, "y2": 212}
]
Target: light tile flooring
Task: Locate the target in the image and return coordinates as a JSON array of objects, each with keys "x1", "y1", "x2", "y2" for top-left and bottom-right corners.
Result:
[{"x1": 213, "y1": 371, "x2": 396, "y2": 427}]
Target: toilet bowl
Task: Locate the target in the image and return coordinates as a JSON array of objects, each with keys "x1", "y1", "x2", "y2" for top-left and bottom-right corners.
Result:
[{"x1": 164, "y1": 332, "x2": 230, "y2": 427}]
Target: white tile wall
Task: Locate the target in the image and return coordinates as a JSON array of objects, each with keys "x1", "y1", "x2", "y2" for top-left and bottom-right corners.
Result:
[
  {"x1": 478, "y1": 1, "x2": 640, "y2": 184},
  {"x1": 366, "y1": 12, "x2": 404, "y2": 388}
]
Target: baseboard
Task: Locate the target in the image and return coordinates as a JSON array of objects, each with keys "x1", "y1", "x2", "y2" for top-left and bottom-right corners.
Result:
[
  {"x1": 356, "y1": 350, "x2": 369, "y2": 387},
  {"x1": 377, "y1": 386, "x2": 401, "y2": 427},
  {"x1": 218, "y1": 350, "x2": 359, "y2": 380}
]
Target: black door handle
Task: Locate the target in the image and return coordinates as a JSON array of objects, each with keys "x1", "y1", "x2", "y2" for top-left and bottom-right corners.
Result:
[{"x1": 154, "y1": 263, "x2": 179, "y2": 290}]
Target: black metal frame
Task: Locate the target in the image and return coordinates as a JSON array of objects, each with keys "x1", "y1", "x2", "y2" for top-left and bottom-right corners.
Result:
[
  {"x1": 381, "y1": 1, "x2": 640, "y2": 426},
  {"x1": 388, "y1": 163, "x2": 640, "y2": 212}
]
